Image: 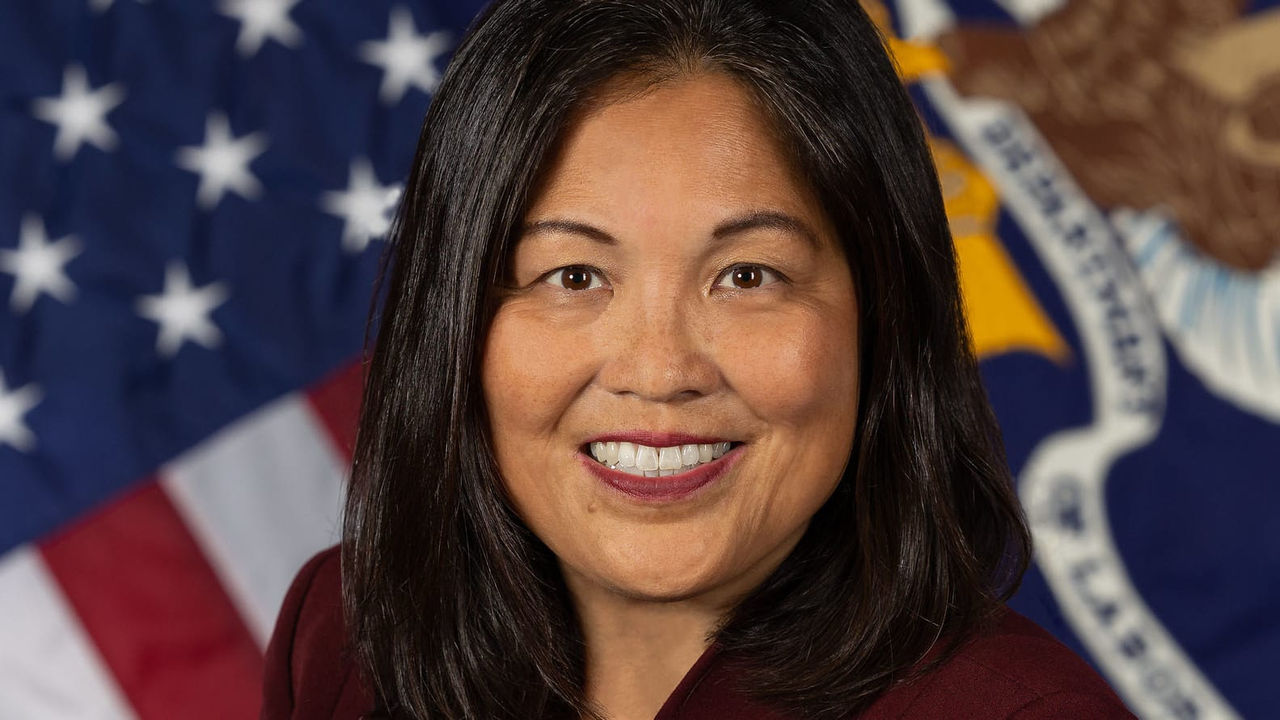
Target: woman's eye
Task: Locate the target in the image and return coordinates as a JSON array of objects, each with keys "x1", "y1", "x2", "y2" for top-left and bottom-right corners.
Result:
[
  {"x1": 715, "y1": 264, "x2": 781, "y2": 290},
  {"x1": 545, "y1": 266, "x2": 605, "y2": 291}
]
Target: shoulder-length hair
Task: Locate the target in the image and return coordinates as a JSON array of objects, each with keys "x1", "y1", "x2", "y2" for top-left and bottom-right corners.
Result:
[{"x1": 343, "y1": 0, "x2": 1031, "y2": 717}]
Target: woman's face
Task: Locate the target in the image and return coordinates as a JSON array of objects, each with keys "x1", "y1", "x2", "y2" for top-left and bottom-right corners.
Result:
[{"x1": 482, "y1": 73, "x2": 859, "y2": 606}]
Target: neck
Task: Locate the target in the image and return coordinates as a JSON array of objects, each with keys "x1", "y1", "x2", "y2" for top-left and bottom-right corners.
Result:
[
  {"x1": 570, "y1": 581, "x2": 723, "y2": 720},
  {"x1": 565, "y1": 528, "x2": 805, "y2": 720}
]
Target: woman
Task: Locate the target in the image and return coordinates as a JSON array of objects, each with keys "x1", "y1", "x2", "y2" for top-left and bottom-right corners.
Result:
[{"x1": 263, "y1": 1, "x2": 1135, "y2": 718}]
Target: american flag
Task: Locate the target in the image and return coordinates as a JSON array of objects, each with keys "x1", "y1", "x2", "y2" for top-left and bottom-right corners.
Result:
[{"x1": 0, "y1": 1, "x2": 483, "y2": 716}]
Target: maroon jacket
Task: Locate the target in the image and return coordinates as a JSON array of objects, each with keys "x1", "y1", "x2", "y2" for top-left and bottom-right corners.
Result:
[{"x1": 262, "y1": 548, "x2": 1135, "y2": 719}]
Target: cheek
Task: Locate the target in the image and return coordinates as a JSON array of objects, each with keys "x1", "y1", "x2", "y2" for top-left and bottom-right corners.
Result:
[
  {"x1": 713, "y1": 304, "x2": 859, "y2": 428},
  {"x1": 482, "y1": 306, "x2": 589, "y2": 439},
  {"x1": 482, "y1": 306, "x2": 591, "y2": 527},
  {"x1": 711, "y1": 303, "x2": 858, "y2": 543}
]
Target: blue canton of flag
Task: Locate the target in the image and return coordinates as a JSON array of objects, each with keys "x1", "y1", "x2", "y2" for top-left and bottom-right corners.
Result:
[{"x1": 0, "y1": 1, "x2": 484, "y2": 716}]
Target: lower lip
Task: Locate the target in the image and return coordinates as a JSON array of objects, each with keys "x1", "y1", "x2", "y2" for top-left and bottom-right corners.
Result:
[{"x1": 579, "y1": 445, "x2": 743, "y2": 502}]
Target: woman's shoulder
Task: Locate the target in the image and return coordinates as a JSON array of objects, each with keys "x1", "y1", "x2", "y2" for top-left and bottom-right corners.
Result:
[
  {"x1": 258, "y1": 560, "x2": 1132, "y2": 720},
  {"x1": 668, "y1": 607, "x2": 1134, "y2": 720},
  {"x1": 862, "y1": 607, "x2": 1135, "y2": 719},
  {"x1": 261, "y1": 545, "x2": 375, "y2": 720}
]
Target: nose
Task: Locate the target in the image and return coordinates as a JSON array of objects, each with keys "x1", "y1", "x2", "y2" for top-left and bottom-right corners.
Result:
[{"x1": 596, "y1": 288, "x2": 721, "y2": 403}]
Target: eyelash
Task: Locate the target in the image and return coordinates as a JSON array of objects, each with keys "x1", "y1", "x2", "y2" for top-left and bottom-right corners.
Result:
[{"x1": 540, "y1": 264, "x2": 784, "y2": 291}]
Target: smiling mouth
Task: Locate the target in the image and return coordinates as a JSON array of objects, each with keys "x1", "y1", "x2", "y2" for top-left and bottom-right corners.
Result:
[{"x1": 581, "y1": 440, "x2": 743, "y2": 477}]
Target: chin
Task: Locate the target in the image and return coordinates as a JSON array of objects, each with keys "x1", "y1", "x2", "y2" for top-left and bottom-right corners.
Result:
[
  {"x1": 609, "y1": 575, "x2": 713, "y2": 603},
  {"x1": 595, "y1": 549, "x2": 724, "y2": 603}
]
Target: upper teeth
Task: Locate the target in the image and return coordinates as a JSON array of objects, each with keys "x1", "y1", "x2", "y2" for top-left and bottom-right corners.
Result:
[{"x1": 589, "y1": 441, "x2": 732, "y2": 477}]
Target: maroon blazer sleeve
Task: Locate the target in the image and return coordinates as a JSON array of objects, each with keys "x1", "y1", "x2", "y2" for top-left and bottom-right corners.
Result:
[
  {"x1": 261, "y1": 546, "x2": 374, "y2": 720},
  {"x1": 1006, "y1": 691, "x2": 1134, "y2": 718},
  {"x1": 665, "y1": 608, "x2": 1135, "y2": 719},
  {"x1": 860, "y1": 609, "x2": 1135, "y2": 719}
]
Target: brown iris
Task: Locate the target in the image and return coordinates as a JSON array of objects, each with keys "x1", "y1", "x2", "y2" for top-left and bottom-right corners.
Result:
[
  {"x1": 561, "y1": 267, "x2": 593, "y2": 290},
  {"x1": 730, "y1": 266, "x2": 763, "y2": 289}
]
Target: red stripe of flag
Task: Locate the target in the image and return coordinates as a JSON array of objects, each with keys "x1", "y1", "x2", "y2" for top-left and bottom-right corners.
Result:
[
  {"x1": 306, "y1": 360, "x2": 364, "y2": 462},
  {"x1": 40, "y1": 480, "x2": 264, "y2": 720}
]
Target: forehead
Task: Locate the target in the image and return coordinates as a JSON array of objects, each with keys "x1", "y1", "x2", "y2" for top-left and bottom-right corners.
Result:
[{"x1": 527, "y1": 72, "x2": 825, "y2": 224}]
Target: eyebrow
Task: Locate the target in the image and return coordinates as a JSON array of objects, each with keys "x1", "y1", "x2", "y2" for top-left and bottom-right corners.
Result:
[{"x1": 520, "y1": 209, "x2": 820, "y2": 249}]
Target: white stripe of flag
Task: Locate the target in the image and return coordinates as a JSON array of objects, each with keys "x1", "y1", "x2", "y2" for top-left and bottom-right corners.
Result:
[
  {"x1": 0, "y1": 546, "x2": 136, "y2": 720},
  {"x1": 162, "y1": 392, "x2": 348, "y2": 648}
]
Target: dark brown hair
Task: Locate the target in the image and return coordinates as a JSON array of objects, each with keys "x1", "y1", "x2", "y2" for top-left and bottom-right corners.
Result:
[{"x1": 343, "y1": 1, "x2": 1032, "y2": 717}]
